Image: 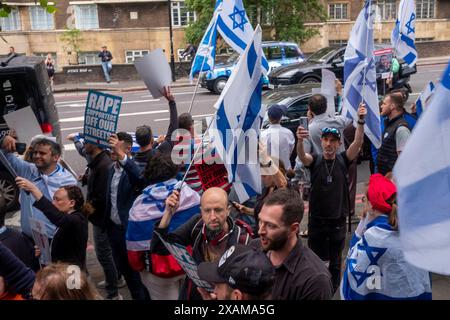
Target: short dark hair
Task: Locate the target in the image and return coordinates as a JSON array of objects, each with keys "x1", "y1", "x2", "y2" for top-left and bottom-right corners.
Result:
[
  {"x1": 33, "y1": 138, "x2": 62, "y2": 156},
  {"x1": 386, "y1": 92, "x2": 405, "y2": 110},
  {"x1": 135, "y1": 125, "x2": 153, "y2": 147},
  {"x1": 308, "y1": 94, "x2": 327, "y2": 115},
  {"x1": 178, "y1": 113, "x2": 193, "y2": 131},
  {"x1": 144, "y1": 153, "x2": 179, "y2": 184},
  {"x1": 263, "y1": 188, "x2": 304, "y2": 226},
  {"x1": 389, "y1": 88, "x2": 409, "y2": 103},
  {"x1": 116, "y1": 132, "x2": 133, "y2": 146}
]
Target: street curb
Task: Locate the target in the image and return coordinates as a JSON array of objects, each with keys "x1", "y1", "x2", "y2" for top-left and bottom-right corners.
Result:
[{"x1": 53, "y1": 82, "x2": 195, "y2": 94}]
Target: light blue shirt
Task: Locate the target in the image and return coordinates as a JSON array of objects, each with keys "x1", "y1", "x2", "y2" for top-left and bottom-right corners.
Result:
[{"x1": 1, "y1": 150, "x2": 77, "y2": 238}]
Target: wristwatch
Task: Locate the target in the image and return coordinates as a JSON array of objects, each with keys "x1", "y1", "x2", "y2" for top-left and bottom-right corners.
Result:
[
  {"x1": 261, "y1": 160, "x2": 272, "y2": 168},
  {"x1": 357, "y1": 119, "x2": 365, "y2": 125}
]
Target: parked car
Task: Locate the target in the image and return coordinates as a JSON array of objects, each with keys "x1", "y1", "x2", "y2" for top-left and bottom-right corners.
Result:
[
  {"x1": 0, "y1": 55, "x2": 59, "y2": 211},
  {"x1": 200, "y1": 41, "x2": 305, "y2": 94},
  {"x1": 268, "y1": 45, "x2": 416, "y2": 92},
  {"x1": 261, "y1": 83, "x2": 321, "y2": 168}
]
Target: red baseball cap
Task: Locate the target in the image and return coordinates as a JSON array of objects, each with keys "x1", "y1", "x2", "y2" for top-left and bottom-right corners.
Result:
[{"x1": 367, "y1": 174, "x2": 397, "y2": 213}]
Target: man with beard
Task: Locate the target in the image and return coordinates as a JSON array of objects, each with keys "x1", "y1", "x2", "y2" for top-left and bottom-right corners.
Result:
[
  {"x1": 251, "y1": 188, "x2": 333, "y2": 300},
  {"x1": 152, "y1": 187, "x2": 253, "y2": 299},
  {"x1": 0, "y1": 135, "x2": 77, "y2": 239}
]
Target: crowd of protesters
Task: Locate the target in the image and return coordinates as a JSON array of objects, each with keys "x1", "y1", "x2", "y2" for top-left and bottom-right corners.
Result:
[{"x1": 0, "y1": 77, "x2": 433, "y2": 301}]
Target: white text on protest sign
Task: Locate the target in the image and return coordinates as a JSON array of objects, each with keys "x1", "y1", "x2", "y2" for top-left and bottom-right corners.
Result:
[{"x1": 83, "y1": 90, "x2": 122, "y2": 147}]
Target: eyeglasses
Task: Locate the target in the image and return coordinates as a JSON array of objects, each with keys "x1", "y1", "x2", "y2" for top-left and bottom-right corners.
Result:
[{"x1": 321, "y1": 127, "x2": 341, "y2": 138}]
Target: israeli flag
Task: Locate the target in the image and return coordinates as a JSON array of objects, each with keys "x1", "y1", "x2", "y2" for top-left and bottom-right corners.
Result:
[
  {"x1": 343, "y1": 0, "x2": 381, "y2": 148},
  {"x1": 391, "y1": 0, "x2": 417, "y2": 67},
  {"x1": 189, "y1": 4, "x2": 221, "y2": 81},
  {"x1": 393, "y1": 61, "x2": 450, "y2": 275},
  {"x1": 209, "y1": 25, "x2": 264, "y2": 203},
  {"x1": 415, "y1": 81, "x2": 435, "y2": 117},
  {"x1": 215, "y1": 0, "x2": 269, "y2": 74},
  {"x1": 341, "y1": 215, "x2": 432, "y2": 300}
]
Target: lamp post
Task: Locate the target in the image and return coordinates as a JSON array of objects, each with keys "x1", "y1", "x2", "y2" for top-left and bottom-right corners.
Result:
[{"x1": 168, "y1": 0, "x2": 176, "y2": 82}]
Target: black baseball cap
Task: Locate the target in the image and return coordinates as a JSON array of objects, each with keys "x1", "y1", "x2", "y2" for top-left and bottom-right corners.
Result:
[
  {"x1": 267, "y1": 104, "x2": 287, "y2": 121},
  {"x1": 197, "y1": 244, "x2": 274, "y2": 296}
]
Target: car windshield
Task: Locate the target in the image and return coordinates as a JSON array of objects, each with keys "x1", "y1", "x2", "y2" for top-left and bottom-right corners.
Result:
[
  {"x1": 225, "y1": 52, "x2": 239, "y2": 64},
  {"x1": 307, "y1": 47, "x2": 336, "y2": 63}
]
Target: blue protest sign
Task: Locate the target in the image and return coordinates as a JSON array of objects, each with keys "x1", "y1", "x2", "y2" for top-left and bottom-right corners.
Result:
[{"x1": 83, "y1": 90, "x2": 122, "y2": 147}]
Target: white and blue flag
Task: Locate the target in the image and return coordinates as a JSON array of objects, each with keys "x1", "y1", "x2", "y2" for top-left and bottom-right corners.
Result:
[
  {"x1": 415, "y1": 81, "x2": 435, "y2": 117},
  {"x1": 391, "y1": 0, "x2": 417, "y2": 67},
  {"x1": 343, "y1": 0, "x2": 381, "y2": 148},
  {"x1": 393, "y1": 61, "x2": 450, "y2": 276},
  {"x1": 341, "y1": 215, "x2": 432, "y2": 300},
  {"x1": 189, "y1": 3, "x2": 221, "y2": 81},
  {"x1": 209, "y1": 25, "x2": 264, "y2": 203},
  {"x1": 215, "y1": 0, "x2": 269, "y2": 74}
]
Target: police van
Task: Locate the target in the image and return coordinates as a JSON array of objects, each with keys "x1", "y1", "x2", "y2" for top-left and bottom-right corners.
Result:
[
  {"x1": 0, "y1": 55, "x2": 60, "y2": 211},
  {"x1": 200, "y1": 41, "x2": 304, "y2": 94}
]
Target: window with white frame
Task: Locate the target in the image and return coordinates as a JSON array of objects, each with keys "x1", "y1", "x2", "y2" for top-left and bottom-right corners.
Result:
[
  {"x1": 171, "y1": 1, "x2": 196, "y2": 27},
  {"x1": 125, "y1": 50, "x2": 149, "y2": 63},
  {"x1": 29, "y1": 6, "x2": 54, "y2": 30},
  {"x1": 328, "y1": 3, "x2": 348, "y2": 20},
  {"x1": 74, "y1": 4, "x2": 99, "y2": 30},
  {"x1": 0, "y1": 8, "x2": 21, "y2": 31},
  {"x1": 375, "y1": 0, "x2": 396, "y2": 20},
  {"x1": 78, "y1": 52, "x2": 101, "y2": 65},
  {"x1": 416, "y1": 0, "x2": 436, "y2": 19}
]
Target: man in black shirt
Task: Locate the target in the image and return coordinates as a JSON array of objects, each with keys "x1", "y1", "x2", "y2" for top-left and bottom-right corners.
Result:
[
  {"x1": 296, "y1": 103, "x2": 366, "y2": 292},
  {"x1": 98, "y1": 45, "x2": 113, "y2": 83},
  {"x1": 252, "y1": 188, "x2": 333, "y2": 300}
]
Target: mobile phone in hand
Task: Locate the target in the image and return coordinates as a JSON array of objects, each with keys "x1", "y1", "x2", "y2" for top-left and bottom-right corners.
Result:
[
  {"x1": 15, "y1": 142, "x2": 27, "y2": 155},
  {"x1": 299, "y1": 117, "x2": 309, "y2": 130}
]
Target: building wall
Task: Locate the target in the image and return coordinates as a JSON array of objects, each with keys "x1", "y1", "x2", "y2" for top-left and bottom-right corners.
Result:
[
  {"x1": 98, "y1": 3, "x2": 168, "y2": 29},
  {"x1": 0, "y1": 0, "x2": 449, "y2": 67}
]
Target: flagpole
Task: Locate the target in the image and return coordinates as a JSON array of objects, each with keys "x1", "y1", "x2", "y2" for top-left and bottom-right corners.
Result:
[
  {"x1": 177, "y1": 112, "x2": 218, "y2": 191},
  {"x1": 187, "y1": 50, "x2": 210, "y2": 114},
  {"x1": 187, "y1": 6, "x2": 222, "y2": 114},
  {"x1": 360, "y1": 0, "x2": 373, "y2": 104}
]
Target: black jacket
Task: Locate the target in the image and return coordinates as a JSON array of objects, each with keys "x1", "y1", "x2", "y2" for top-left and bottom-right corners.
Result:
[
  {"x1": 86, "y1": 150, "x2": 113, "y2": 228},
  {"x1": 105, "y1": 158, "x2": 145, "y2": 228},
  {"x1": 152, "y1": 214, "x2": 253, "y2": 299},
  {"x1": 0, "y1": 227, "x2": 38, "y2": 271},
  {"x1": 33, "y1": 197, "x2": 88, "y2": 270},
  {"x1": 133, "y1": 100, "x2": 178, "y2": 172},
  {"x1": 0, "y1": 242, "x2": 35, "y2": 299}
]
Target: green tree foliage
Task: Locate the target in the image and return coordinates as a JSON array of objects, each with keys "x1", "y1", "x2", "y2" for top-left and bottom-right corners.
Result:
[
  {"x1": 0, "y1": 0, "x2": 56, "y2": 17},
  {"x1": 59, "y1": 28, "x2": 83, "y2": 64},
  {"x1": 184, "y1": 0, "x2": 326, "y2": 45}
]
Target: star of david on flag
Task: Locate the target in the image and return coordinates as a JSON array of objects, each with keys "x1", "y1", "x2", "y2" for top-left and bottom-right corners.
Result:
[
  {"x1": 229, "y1": 6, "x2": 248, "y2": 31},
  {"x1": 209, "y1": 25, "x2": 264, "y2": 203},
  {"x1": 215, "y1": 0, "x2": 269, "y2": 74},
  {"x1": 343, "y1": 0, "x2": 381, "y2": 148},
  {"x1": 391, "y1": 0, "x2": 417, "y2": 67}
]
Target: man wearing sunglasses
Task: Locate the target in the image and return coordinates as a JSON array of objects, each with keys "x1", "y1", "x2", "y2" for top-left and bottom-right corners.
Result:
[{"x1": 296, "y1": 103, "x2": 366, "y2": 293}]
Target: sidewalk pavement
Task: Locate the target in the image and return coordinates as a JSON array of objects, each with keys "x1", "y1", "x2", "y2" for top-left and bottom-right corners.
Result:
[{"x1": 52, "y1": 55, "x2": 450, "y2": 94}]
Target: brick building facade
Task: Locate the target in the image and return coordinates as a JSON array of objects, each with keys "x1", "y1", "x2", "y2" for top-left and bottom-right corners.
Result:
[{"x1": 0, "y1": 0, "x2": 448, "y2": 70}]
